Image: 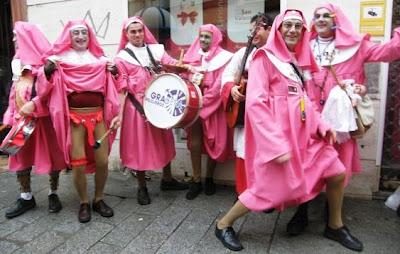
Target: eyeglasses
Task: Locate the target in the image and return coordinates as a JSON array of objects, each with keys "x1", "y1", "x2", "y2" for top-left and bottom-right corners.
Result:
[
  {"x1": 282, "y1": 21, "x2": 303, "y2": 31},
  {"x1": 314, "y1": 13, "x2": 334, "y2": 20}
]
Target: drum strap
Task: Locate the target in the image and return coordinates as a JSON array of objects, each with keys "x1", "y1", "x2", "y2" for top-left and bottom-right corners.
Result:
[
  {"x1": 124, "y1": 46, "x2": 162, "y2": 74},
  {"x1": 127, "y1": 93, "x2": 146, "y2": 119}
]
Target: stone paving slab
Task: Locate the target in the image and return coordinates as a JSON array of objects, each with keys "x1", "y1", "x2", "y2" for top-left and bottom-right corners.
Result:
[{"x1": 0, "y1": 171, "x2": 399, "y2": 254}]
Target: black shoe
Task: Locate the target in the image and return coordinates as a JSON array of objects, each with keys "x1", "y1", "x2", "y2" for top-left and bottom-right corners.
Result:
[
  {"x1": 397, "y1": 204, "x2": 400, "y2": 217},
  {"x1": 215, "y1": 225, "x2": 243, "y2": 251},
  {"x1": 92, "y1": 199, "x2": 114, "y2": 217},
  {"x1": 286, "y1": 204, "x2": 309, "y2": 236},
  {"x1": 78, "y1": 203, "x2": 91, "y2": 223},
  {"x1": 186, "y1": 182, "x2": 203, "y2": 200},
  {"x1": 137, "y1": 187, "x2": 151, "y2": 205},
  {"x1": 160, "y1": 178, "x2": 189, "y2": 191},
  {"x1": 48, "y1": 194, "x2": 62, "y2": 213},
  {"x1": 263, "y1": 208, "x2": 275, "y2": 214},
  {"x1": 5, "y1": 197, "x2": 36, "y2": 219},
  {"x1": 324, "y1": 225, "x2": 363, "y2": 252},
  {"x1": 204, "y1": 177, "x2": 216, "y2": 196}
]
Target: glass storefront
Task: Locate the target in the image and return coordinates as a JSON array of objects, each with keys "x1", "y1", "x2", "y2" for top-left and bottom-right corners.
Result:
[{"x1": 128, "y1": 0, "x2": 279, "y2": 58}]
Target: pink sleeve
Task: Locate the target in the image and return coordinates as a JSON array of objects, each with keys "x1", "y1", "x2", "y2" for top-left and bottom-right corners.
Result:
[
  {"x1": 245, "y1": 53, "x2": 291, "y2": 163},
  {"x1": 2, "y1": 83, "x2": 16, "y2": 126},
  {"x1": 363, "y1": 27, "x2": 400, "y2": 62},
  {"x1": 114, "y1": 58, "x2": 128, "y2": 92},
  {"x1": 36, "y1": 67, "x2": 55, "y2": 99},
  {"x1": 161, "y1": 52, "x2": 178, "y2": 65},
  {"x1": 199, "y1": 65, "x2": 227, "y2": 120},
  {"x1": 221, "y1": 81, "x2": 235, "y2": 111}
]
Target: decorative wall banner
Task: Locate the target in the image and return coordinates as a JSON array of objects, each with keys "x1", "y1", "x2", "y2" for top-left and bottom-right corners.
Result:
[
  {"x1": 227, "y1": 0, "x2": 265, "y2": 43},
  {"x1": 360, "y1": 0, "x2": 386, "y2": 36},
  {"x1": 170, "y1": 0, "x2": 203, "y2": 46}
]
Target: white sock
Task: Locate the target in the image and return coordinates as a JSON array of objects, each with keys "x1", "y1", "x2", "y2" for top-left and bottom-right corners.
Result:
[
  {"x1": 21, "y1": 192, "x2": 33, "y2": 200},
  {"x1": 48, "y1": 189, "x2": 57, "y2": 196}
]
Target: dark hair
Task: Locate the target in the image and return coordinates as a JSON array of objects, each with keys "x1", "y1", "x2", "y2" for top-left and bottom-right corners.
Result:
[{"x1": 250, "y1": 13, "x2": 273, "y2": 28}]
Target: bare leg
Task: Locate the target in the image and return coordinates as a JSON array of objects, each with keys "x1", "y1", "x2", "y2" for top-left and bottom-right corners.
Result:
[
  {"x1": 93, "y1": 121, "x2": 109, "y2": 203},
  {"x1": 71, "y1": 123, "x2": 89, "y2": 204},
  {"x1": 217, "y1": 200, "x2": 250, "y2": 229},
  {"x1": 189, "y1": 120, "x2": 203, "y2": 183},
  {"x1": 325, "y1": 173, "x2": 345, "y2": 229},
  {"x1": 162, "y1": 162, "x2": 173, "y2": 181}
]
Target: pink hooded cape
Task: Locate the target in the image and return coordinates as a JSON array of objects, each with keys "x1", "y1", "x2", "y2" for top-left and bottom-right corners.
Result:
[
  {"x1": 38, "y1": 20, "x2": 119, "y2": 173},
  {"x1": 183, "y1": 24, "x2": 223, "y2": 64},
  {"x1": 238, "y1": 10, "x2": 345, "y2": 211},
  {"x1": 43, "y1": 20, "x2": 104, "y2": 59},
  {"x1": 266, "y1": 9, "x2": 319, "y2": 73},
  {"x1": 117, "y1": 16, "x2": 158, "y2": 51},
  {"x1": 310, "y1": 3, "x2": 368, "y2": 48},
  {"x1": 114, "y1": 16, "x2": 176, "y2": 170},
  {"x1": 3, "y1": 22, "x2": 66, "y2": 173}
]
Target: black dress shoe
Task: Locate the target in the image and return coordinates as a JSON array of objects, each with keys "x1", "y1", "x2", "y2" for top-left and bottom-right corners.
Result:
[
  {"x1": 263, "y1": 208, "x2": 275, "y2": 214},
  {"x1": 215, "y1": 225, "x2": 243, "y2": 251},
  {"x1": 204, "y1": 177, "x2": 216, "y2": 196},
  {"x1": 137, "y1": 187, "x2": 151, "y2": 205},
  {"x1": 160, "y1": 178, "x2": 189, "y2": 191},
  {"x1": 48, "y1": 194, "x2": 62, "y2": 213},
  {"x1": 186, "y1": 182, "x2": 203, "y2": 200},
  {"x1": 286, "y1": 203, "x2": 309, "y2": 236},
  {"x1": 5, "y1": 197, "x2": 36, "y2": 219},
  {"x1": 78, "y1": 203, "x2": 91, "y2": 223},
  {"x1": 397, "y1": 204, "x2": 400, "y2": 217},
  {"x1": 92, "y1": 200, "x2": 114, "y2": 217},
  {"x1": 324, "y1": 225, "x2": 363, "y2": 252}
]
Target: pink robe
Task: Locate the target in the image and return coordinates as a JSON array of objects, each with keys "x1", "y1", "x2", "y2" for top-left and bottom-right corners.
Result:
[
  {"x1": 239, "y1": 50, "x2": 345, "y2": 212},
  {"x1": 308, "y1": 28, "x2": 400, "y2": 184},
  {"x1": 184, "y1": 60, "x2": 234, "y2": 162},
  {"x1": 115, "y1": 53, "x2": 176, "y2": 170},
  {"x1": 3, "y1": 75, "x2": 66, "y2": 174},
  {"x1": 37, "y1": 61, "x2": 119, "y2": 173}
]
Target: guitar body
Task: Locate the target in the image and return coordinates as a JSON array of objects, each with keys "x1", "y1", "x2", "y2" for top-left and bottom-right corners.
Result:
[{"x1": 226, "y1": 78, "x2": 247, "y2": 128}]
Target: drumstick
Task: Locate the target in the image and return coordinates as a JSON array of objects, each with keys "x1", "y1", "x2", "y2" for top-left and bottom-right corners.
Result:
[
  {"x1": 178, "y1": 49, "x2": 184, "y2": 66},
  {"x1": 93, "y1": 129, "x2": 113, "y2": 149}
]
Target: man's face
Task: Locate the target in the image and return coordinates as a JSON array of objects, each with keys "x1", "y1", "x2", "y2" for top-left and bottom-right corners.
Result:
[
  {"x1": 126, "y1": 22, "x2": 145, "y2": 47},
  {"x1": 313, "y1": 8, "x2": 335, "y2": 38},
  {"x1": 250, "y1": 21, "x2": 270, "y2": 48},
  {"x1": 70, "y1": 27, "x2": 89, "y2": 51},
  {"x1": 280, "y1": 19, "x2": 303, "y2": 51},
  {"x1": 199, "y1": 31, "x2": 213, "y2": 52}
]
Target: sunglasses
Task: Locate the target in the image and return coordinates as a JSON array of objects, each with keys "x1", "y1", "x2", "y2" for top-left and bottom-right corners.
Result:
[{"x1": 314, "y1": 13, "x2": 335, "y2": 19}]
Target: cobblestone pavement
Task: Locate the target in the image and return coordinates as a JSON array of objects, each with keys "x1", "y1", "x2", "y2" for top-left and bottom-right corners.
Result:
[{"x1": 0, "y1": 170, "x2": 399, "y2": 254}]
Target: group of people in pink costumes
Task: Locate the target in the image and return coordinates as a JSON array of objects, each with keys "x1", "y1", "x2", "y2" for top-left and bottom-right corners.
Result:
[{"x1": 2, "y1": 2, "x2": 400, "y2": 252}]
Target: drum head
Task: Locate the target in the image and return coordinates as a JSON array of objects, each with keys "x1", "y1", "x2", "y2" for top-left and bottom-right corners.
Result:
[{"x1": 144, "y1": 73, "x2": 189, "y2": 129}]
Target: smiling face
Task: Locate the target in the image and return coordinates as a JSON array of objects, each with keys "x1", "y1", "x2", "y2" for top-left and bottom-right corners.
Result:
[
  {"x1": 313, "y1": 7, "x2": 335, "y2": 38},
  {"x1": 280, "y1": 19, "x2": 303, "y2": 51},
  {"x1": 126, "y1": 22, "x2": 145, "y2": 47},
  {"x1": 70, "y1": 27, "x2": 89, "y2": 51},
  {"x1": 199, "y1": 31, "x2": 213, "y2": 52}
]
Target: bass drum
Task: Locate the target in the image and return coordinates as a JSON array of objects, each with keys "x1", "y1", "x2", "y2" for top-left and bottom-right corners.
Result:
[
  {"x1": 0, "y1": 117, "x2": 36, "y2": 155},
  {"x1": 143, "y1": 73, "x2": 202, "y2": 129}
]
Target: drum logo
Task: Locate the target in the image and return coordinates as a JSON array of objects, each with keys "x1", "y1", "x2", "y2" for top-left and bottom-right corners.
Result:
[{"x1": 147, "y1": 89, "x2": 186, "y2": 117}]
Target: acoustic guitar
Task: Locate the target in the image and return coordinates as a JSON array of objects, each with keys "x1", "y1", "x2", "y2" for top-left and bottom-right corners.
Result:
[{"x1": 225, "y1": 21, "x2": 260, "y2": 128}]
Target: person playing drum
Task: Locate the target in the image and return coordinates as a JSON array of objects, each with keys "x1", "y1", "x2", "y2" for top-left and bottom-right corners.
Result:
[
  {"x1": 3, "y1": 22, "x2": 66, "y2": 219},
  {"x1": 182, "y1": 24, "x2": 234, "y2": 200},
  {"x1": 114, "y1": 16, "x2": 189, "y2": 206},
  {"x1": 40, "y1": 20, "x2": 120, "y2": 223}
]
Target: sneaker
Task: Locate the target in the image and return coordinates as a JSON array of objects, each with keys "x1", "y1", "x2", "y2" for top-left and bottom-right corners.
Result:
[
  {"x1": 160, "y1": 178, "x2": 189, "y2": 191},
  {"x1": 5, "y1": 197, "x2": 36, "y2": 219},
  {"x1": 48, "y1": 194, "x2": 62, "y2": 213},
  {"x1": 204, "y1": 177, "x2": 216, "y2": 196},
  {"x1": 137, "y1": 187, "x2": 151, "y2": 205},
  {"x1": 186, "y1": 182, "x2": 203, "y2": 200},
  {"x1": 92, "y1": 199, "x2": 114, "y2": 217},
  {"x1": 324, "y1": 225, "x2": 363, "y2": 252}
]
